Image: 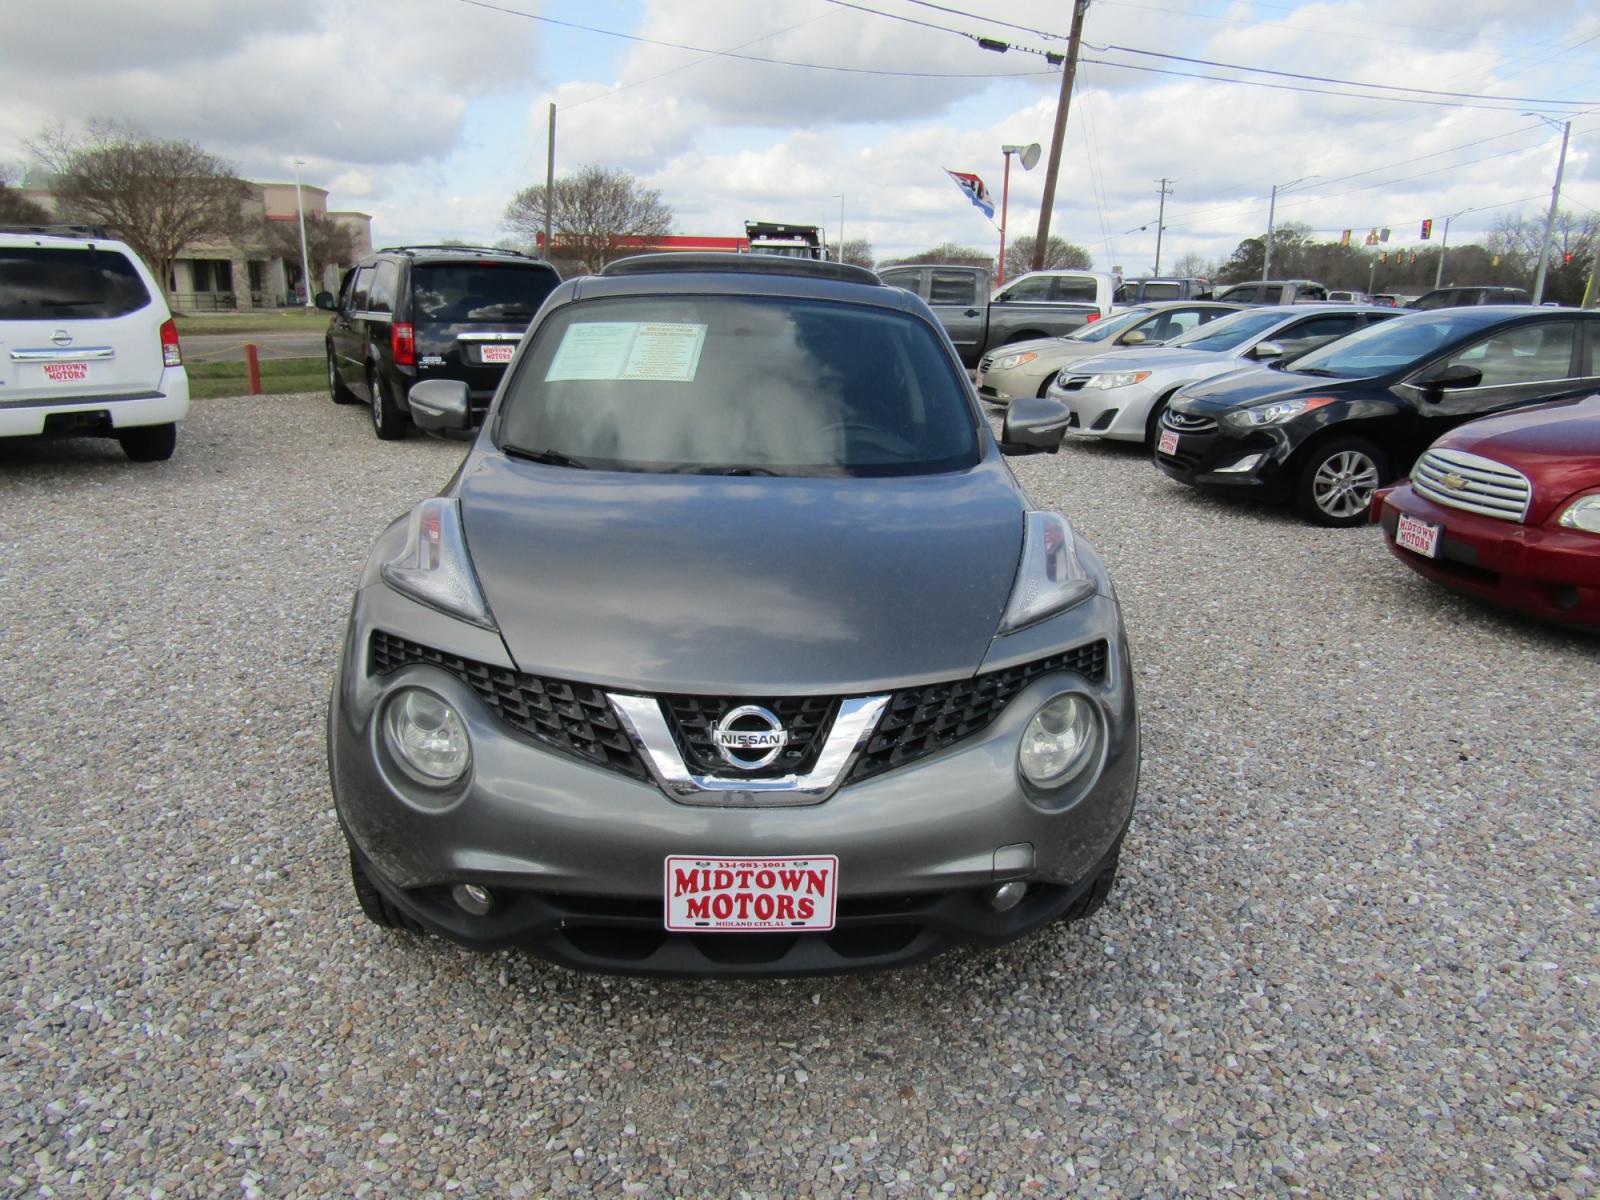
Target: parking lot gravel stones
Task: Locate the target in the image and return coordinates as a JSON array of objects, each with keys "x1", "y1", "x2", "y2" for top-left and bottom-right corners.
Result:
[{"x1": 2, "y1": 392, "x2": 1597, "y2": 1198}]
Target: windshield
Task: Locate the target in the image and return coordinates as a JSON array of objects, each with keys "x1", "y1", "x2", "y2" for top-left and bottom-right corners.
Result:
[
  {"x1": 1165, "y1": 309, "x2": 1285, "y2": 353},
  {"x1": 1289, "y1": 311, "x2": 1500, "y2": 377},
  {"x1": 0, "y1": 247, "x2": 151, "y2": 320},
  {"x1": 410, "y1": 263, "x2": 559, "y2": 323},
  {"x1": 496, "y1": 295, "x2": 981, "y2": 476},
  {"x1": 1065, "y1": 307, "x2": 1150, "y2": 343}
]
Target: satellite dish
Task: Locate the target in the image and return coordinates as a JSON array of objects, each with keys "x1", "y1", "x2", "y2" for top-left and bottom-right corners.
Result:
[{"x1": 1021, "y1": 142, "x2": 1042, "y2": 171}]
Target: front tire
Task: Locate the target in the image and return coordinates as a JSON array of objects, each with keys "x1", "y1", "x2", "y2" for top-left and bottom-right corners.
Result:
[
  {"x1": 1061, "y1": 843, "x2": 1120, "y2": 925},
  {"x1": 369, "y1": 367, "x2": 409, "y2": 441},
  {"x1": 1294, "y1": 436, "x2": 1388, "y2": 527},
  {"x1": 1036, "y1": 371, "x2": 1060, "y2": 398},
  {"x1": 1143, "y1": 390, "x2": 1180, "y2": 450},
  {"x1": 117, "y1": 422, "x2": 176, "y2": 462},
  {"x1": 350, "y1": 851, "x2": 423, "y2": 933}
]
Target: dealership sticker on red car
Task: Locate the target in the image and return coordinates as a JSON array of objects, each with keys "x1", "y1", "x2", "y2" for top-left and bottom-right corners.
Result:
[
  {"x1": 1396, "y1": 512, "x2": 1442, "y2": 558},
  {"x1": 665, "y1": 855, "x2": 838, "y2": 932},
  {"x1": 480, "y1": 343, "x2": 516, "y2": 363},
  {"x1": 42, "y1": 362, "x2": 89, "y2": 382},
  {"x1": 1157, "y1": 428, "x2": 1179, "y2": 456}
]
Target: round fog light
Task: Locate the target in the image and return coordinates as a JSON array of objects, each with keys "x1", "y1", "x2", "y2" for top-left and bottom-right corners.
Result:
[
  {"x1": 451, "y1": 883, "x2": 494, "y2": 915},
  {"x1": 1019, "y1": 694, "x2": 1100, "y2": 788},
  {"x1": 382, "y1": 688, "x2": 471, "y2": 784},
  {"x1": 990, "y1": 881, "x2": 1028, "y2": 912}
]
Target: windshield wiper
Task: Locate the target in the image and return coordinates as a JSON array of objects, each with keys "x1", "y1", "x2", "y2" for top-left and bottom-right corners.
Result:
[
  {"x1": 1294, "y1": 367, "x2": 1344, "y2": 377},
  {"x1": 502, "y1": 445, "x2": 592, "y2": 469},
  {"x1": 670, "y1": 465, "x2": 785, "y2": 476}
]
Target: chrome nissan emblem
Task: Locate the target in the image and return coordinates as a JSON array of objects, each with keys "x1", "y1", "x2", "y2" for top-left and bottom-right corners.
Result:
[
  {"x1": 51, "y1": 330, "x2": 72, "y2": 347},
  {"x1": 711, "y1": 705, "x2": 788, "y2": 771}
]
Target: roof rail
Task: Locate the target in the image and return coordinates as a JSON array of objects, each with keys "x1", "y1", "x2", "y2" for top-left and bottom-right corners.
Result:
[
  {"x1": 376, "y1": 244, "x2": 542, "y2": 260},
  {"x1": 601, "y1": 252, "x2": 880, "y2": 286},
  {"x1": 0, "y1": 223, "x2": 112, "y2": 239}
]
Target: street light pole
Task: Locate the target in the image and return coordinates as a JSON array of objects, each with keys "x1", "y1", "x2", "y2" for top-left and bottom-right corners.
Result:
[
  {"x1": 1153, "y1": 178, "x2": 1173, "y2": 276},
  {"x1": 544, "y1": 103, "x2": 556, "y2": 263},
  {"x1": 1263, "y1": 175, "x2": 1316, "y2": 282},
  {"x1": 292, "y1": 157, "x2": 313, "y2": 309},
  {"x1": 1528, "y1": 116, "x2": 1572, "y2": 305},
  {"x1": 997, "y1": 143, "x2": 1039, "y2": 286},
  {"x1": 1434, "y1": 213, "x2": 1454, "y2": 289},
  {"x1": 832, "y1": 193, "x2": 844, "y2": 263}
]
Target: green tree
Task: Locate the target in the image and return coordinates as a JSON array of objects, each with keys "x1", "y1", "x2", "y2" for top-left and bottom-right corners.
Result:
[{"x1": 503, "y1": 165, "x2": 673, "y2": 275}]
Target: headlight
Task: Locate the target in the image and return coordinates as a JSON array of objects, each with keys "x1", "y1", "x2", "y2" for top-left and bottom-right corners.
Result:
[
  {"x1": 1019, "y1": 694, "x2": 1100, "y2": 788},
  {"x1": 998, "y1": 511, "x2": 1096, "y2": 633},
  {"x1": 381, "y1": 497, "x2": 495, "y2": 628},
  {"x1": 382, "y1": 688, "x2": 472, "y2": 784},
  {"x1": 1558, "y1": 494, "x2": 1600, "y2": 534},
  {"x1": 1083, "y1": 370, "x2": 1152, "y2": 390},
  {"x1": 993, "y1": 351, "x2": 1038, "y2": 371},
  {"x1": 1224, "y1": 396, "x2": 1336, "y2": 427}
]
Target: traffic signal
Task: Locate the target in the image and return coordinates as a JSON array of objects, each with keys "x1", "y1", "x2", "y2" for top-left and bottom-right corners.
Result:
[
  {"x1": 1420, "y1": 219, "x2": 1432, "y2": 240},
  {"x1": 1379, "y1": 251, "x2": 1389, "y2": 263},
  {"x1": 1340, "y1": 229, "x2": 1351, "y2": 246}
]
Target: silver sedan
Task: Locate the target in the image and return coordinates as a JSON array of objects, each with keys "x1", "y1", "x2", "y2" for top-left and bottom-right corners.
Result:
[{"x1": 1047, "y1": 305, "x2": 1401, "y2": 446}]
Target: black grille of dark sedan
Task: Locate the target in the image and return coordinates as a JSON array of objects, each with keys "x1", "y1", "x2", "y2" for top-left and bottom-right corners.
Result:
[
  {"x1": 848, "y1": 640, "x2": 1109, "y2": 783},
  {"x1": 659, "y1": 694, "x2": 837, "y2": 778},
  {"x1": 368, "y1": 631, "x2": 648, "y2": 780}
]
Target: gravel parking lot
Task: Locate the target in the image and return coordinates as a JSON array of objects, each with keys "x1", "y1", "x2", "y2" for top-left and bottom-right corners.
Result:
[{"x1": 3, "y1": 392, "x2": 1597, "y2": 1199}]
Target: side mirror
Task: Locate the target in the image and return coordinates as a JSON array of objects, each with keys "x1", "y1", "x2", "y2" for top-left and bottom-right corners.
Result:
[
  {"x1": 314, "y1": 291, "x2": 336, "y2": 311},
  {"x1": 999, "y1": 394, "x2": 1070, "y2": 456},
  {"x1": 1119, "y1": 329, "x2": 1147, "y2": 346},
  {"x1": 407, "y1": 379, "x2": 471, "y2": 431},
  {"x1": 1249, "y1": 340, "x2": 1285, "y2": 360},
  {"x1": 1414, "y1": 362, "x2": 1483, "y2": 400}
]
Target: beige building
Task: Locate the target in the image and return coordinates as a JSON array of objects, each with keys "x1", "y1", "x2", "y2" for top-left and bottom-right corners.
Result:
[{"x1": 19, "y1": 177, "x2": 371, "y2": 312}]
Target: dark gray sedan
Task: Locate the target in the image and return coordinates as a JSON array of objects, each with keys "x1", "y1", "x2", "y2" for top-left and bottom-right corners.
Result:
[{"x1": 327, "y1": 254, "x2": 1139, "y2": 975}]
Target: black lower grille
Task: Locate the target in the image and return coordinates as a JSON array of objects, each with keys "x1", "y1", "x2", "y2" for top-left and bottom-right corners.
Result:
[
  {"x1": 659, "y1": 694, "x2": 836, "y2": 778},
  {"x1": 849, "y1": 640, "x2": 1109, "y2": 782},
  {"x1": 368, "y1": 631, "x2": 648, "y2": 780}
]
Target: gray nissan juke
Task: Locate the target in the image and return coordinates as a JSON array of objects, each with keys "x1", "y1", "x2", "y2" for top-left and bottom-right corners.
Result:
[{"x1": 327, "y1": 253, "x2": 1140, "y2": 976}]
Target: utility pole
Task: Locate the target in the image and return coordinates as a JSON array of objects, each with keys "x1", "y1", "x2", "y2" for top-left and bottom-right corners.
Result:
[
  {"x1": 1434, "y1": 213, "x2": 1454, "y2": 289},
  {"x1": 1153, "y1": 178, "x2": 1173, "y2": 275},
  {"x1": 544, "y1": 103, "x2": 556, "y2": 263},
  {"x1": 1263, "y1": 175, "x2": 1316, "y2": 282},
  {"x1": 1530, "y1": 117, "x2": 1571, "y2": 305},
  {"x1": 833, "y1": 193, "x2": 844, "y2": 263},
  {"x1": 1031, "y1": 0, "x2": 1089, "y2": 273},
  {"x1": 292, "y1": 157, "x2": 313, "y2": 308}
]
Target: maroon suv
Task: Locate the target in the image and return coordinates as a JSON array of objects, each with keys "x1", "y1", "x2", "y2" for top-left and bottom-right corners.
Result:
[{"x1": 1372, "y1": 393, "x2": 1600, "y2": 631}]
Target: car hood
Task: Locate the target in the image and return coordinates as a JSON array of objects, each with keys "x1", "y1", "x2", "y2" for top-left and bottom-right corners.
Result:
[
  {"x1": 990, "y1": 336, "x2": 1134, "y2": 368},
  {"x1": 457, "y1": 454, "x2": 1027, "y2": 695},
  {"x1": 1432, "y1": 392, "x2": 1600, "y2": 521},
  {"x1": 1069, "y1": 345, "x2": 1233, "y2": 375},
  {"x1": 1171, "y1": 365, "x2": 1365, "y2": 413}
]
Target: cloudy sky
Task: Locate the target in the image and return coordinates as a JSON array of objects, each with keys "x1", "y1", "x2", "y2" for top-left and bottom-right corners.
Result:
[{"x1": 3, "y1": 0, "x2": 1597, "y2": 272}]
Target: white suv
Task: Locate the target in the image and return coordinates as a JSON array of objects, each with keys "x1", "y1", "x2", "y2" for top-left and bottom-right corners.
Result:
[{"x1": 0, "y1": 228, "x2": 189, "y2": 461}]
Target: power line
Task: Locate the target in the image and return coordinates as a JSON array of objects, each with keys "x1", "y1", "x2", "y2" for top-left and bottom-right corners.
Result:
[
  {"x1": 895, "y1": 0, "x2": 1066, "y2": 39},
  {"x1": 819, "y1": 0, "x2": 1064, "y2": 60},
  {"x1": 453, "y1": 0, "x2": 1057, "y2": 78}
]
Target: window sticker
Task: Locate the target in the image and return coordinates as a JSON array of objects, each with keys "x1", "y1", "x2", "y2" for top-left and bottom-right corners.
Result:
[{"x1": 545, "y1": 322, "x2": 708, "y2": 383}]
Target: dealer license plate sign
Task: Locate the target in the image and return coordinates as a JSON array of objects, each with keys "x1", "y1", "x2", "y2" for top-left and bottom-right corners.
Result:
[
  {"x1": 1396, "y1": 512, "x2": 1441, "y2": 559},
  {"x1": 664, "y1": 855, "x2": 838, "y2": 932},
  {"x1": 1157, "y1": 428, "x2": 1179, "y2": 456},
  {"x1": 480, "y1": 343, "x2": 516, "y2": 363},
  {"x1": 42, "y1": 362, "x2": 90, "y2": 383}
]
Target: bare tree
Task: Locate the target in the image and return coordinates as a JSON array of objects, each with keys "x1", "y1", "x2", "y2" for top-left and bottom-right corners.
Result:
[
  {"x1": 503, "y1": 165, "x2": 672, "y2": 275},
  {"x1": 0, "y1": 163, "x2": 52, "y2": 224},
  {"x1": 265, "y1": 211, "x2": 360, "y2": 296},
  {"x1": 1487, "y1": 210, "x2": 1599, "y2": 277},
  {"x1": 880, "y1": 242, "x2": 994, "y2": 272},
  {"x1": 838, "y1": 237, "x2": 874, "y2": 269},
  {"x1": 1168, "y1": 250, "x2": 1214, "y2": 279},
  {"x1": 1003, "y1": 235, "x2": 1091, "y2": 279},
  {"x1": 29, "y1": 121, "x2": 250, "y2": 301}
]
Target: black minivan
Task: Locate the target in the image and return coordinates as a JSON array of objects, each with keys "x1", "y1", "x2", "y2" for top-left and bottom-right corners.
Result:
[{"x1": 321, "y1": 245, "x2": 560, "y2": 440}]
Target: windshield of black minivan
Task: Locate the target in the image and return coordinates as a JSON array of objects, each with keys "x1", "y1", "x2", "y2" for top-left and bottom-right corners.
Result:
[
  {"x1": 497, "y1": 295, "x2": 980, "y2": 476},
  {"x1": 411, "y1": 263, "x2": 559, "y2": 323}
]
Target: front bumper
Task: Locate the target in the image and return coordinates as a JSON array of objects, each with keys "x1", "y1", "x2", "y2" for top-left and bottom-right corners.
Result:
[
  {"x1": 329, "y1": 586, "x2": 1140, "y2": 976},
  {"x1": 1152, "y1": 415, "x2": 1295, "y2": 497},
  {"x1": 1054, "y1": 377, "x2": 1162, "y2": 443},
  {"x1": 1375, "y1": 484, "x2": 1600, "y2": 631}
]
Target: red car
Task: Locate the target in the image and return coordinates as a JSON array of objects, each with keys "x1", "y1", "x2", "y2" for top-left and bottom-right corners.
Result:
[{"x1": 1372, "y1": 393, "x2": 1600, "y2": 631}]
